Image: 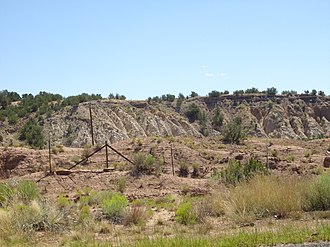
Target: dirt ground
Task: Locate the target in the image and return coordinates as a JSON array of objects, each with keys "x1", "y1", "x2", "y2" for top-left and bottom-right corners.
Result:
[{"x1": 1, "y1": 136, "x2": 329, "y2": 199}]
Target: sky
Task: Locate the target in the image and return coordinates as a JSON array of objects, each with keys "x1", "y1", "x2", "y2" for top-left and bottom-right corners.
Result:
[{"x1": 0, "y1": 0, "x2": 329, "y2": 99}]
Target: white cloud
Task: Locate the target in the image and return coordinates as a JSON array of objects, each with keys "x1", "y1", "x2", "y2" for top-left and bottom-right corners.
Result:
[
  {"x1": 201, "y1": 65, "x2": 208, "y2": 69},
  {"x1": 205, "y1": 73, "x2": 214, "y2": 77},
  {"x1": 220, "y1": 73, "x2": 226, "y2": 76}
]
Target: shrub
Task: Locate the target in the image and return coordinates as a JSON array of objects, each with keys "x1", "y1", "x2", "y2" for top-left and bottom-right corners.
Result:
[
  {"x1": 178, "y1": 162, "x2": 189, "y2": 177},
  {"x1": 101, "y1": 194, "x2": 128, "y2": 223},
  {"x1": 175, "y1": 202, "x2": 196, "y2": 225},
  {"x1": 94, "y1": 191, "x2": 114, "y2": 205},
  {"x1": 243, "y1": 159, "x2": 268, "y2": 180},
  {"x1": 220, "y1": 160, "x2": 244, "y2": 185},
  {"x1": 222, "y1": 116, "x2": 248, "y2": 144},
  {"x1": 131, "y1": 153, "x2": 163, "y2": 176},
  {"x1": 16, "y1": 180, "x2": 40, "y2": 203},
  {"x1": 212, "y1": 107, "x2": 224, "y2": 131},
  {"x1": 220, "y1": 159, "x2": 267, "y2": 185},
  {"x1": 191, "y1": 163, "x2": 201, "y2": 178},
  {"x1": 185, "y1": 103, "x2": 203, "y2": 123},
  {"x1": 304, "y1": 174, "x2": 330, "y2": 211},
  {"x1": 19, "y1": 119, "x2": 45, "y2": 149}
]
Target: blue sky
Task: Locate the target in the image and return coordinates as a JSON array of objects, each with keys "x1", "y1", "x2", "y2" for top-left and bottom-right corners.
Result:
[{"x1": 1, "y1": 0, "x2": 329, "y2": 99}]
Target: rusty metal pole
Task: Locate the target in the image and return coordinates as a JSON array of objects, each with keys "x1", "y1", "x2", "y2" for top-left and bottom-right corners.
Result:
[
  {"x1": 105, "y1": 141, "x2": 109, "y2": 168},
  {"x1": 171, "y1": 144, "x2": 174, "y2": 176},
  {"x1": 89, "y1": 104, "x2": 95, "y2": 146}
]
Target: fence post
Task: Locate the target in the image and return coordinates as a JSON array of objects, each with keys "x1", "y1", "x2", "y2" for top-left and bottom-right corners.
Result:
[
  {"x1": 89, "y1": 104, "x2": 95, "y2": 146},
  {"x1": 171, "y1": 144, "x2": 174, "y2": 176},
  {"x1": 105, "y1": 141, "x2": 109, "y2": 168},
  {"x1": 48, "y1": 138, "x2": 52, "y2": 173}
]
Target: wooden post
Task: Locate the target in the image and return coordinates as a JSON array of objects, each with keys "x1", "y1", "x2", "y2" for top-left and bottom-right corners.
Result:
[
  {"x1": 171, "y1": 144, "x2": 174, "y2": 176},
  {"x1": 105, "y1": 141, "x2": 109, "y2": 168},
  {"x1": 48, "y1": 138, "x2": 52, "y2": 173},
  {"x1": 89, "y1": 104, "x2": 95, "y2": 146},
  {"x1": 266, "y1": 140, "x2": 269, "y2": 169}
]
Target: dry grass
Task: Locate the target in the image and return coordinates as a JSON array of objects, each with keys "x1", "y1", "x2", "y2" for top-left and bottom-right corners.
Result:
[{"x1": 224, "y1": 175, "x2": 307, "y2": 222}]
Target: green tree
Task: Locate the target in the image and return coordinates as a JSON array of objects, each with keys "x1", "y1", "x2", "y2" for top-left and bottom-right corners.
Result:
[
  {"x1": 222, "y1": 116, "x2": 248, "y2": 144},
  {"x1": 186, "y1": 103, "x2": 201, "y2": 123},
  {"x1": 19, "y1": 119, "x2": 45, "y2": 149},
  {"x1": 266, "y1": 87, "x2": 278, "y2": 96},
  {"x1": 245, "y1": 87, "x2": 259, "y2": 94},
  {"x1": 190, "y1": 91, "x2": 198, "y2": 97},
  {"x1": 212, "y1": 107, "x2": 224, "y2": 131},
  {"x1": 208, "y1": 90, "x2": 220, "y2": 97}
]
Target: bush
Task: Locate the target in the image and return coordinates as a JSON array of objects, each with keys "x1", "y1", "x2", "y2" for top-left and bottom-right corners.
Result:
[
  {"x1": 220, "y1": 159, "x2": 267, "y2": 185},
  {"x1": 191, "y1": 163, "x2": 201, "y2": 178},
  {"x1": 185, "y1": 103, "x2": 202, "y2": 123},
  {"x1": 220, "y1": 160, "x2": 244, "y2": 185},
  {"x1": 305, "y1": 174, "x2": 330, "y2": 211},
  {"x1": 131, "y1": 153, "x2": 163, "y2": 176},
  {"x1": 212, "y1": 107, "x2": 224, "y2": 131},
  {"x1": 19, "y1": 119, "x2": 45, "y2": 149},
  {"x1": 222, "y1": 116, "x2": 248, "y2": 144},
  {"x1": 176, "y1": 202, "x2": 196, "y2": 225},
  {"x1": 178, "y1": 162, "x2": 189, "y2": 177},
  {"x1": 101, "y1": 194, "x2": 128, "y2": 223}
]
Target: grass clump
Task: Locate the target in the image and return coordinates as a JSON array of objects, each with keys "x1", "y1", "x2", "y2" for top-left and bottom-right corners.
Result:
[
  {"x1": 175, "y1": 202, "x2": 196, "y2": 225},
  {"x1": 225, "y1": 175, "x2": 306, "y2": 220},
  {"x1": 305, "y1": 174, "x2": 330, "y2": 211},
  {"x1": 123, "y1": 206, "x2": 147, "y2": 226},
  {"x1": 0, "y1": 183, "x2": 14, "y2": 206},
  {"x1": 16, "y1": 180, "x2": 40, "y2": 203},
  {"x1": 101, "y1": 194, "x2": 128, "y2": 223}
]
